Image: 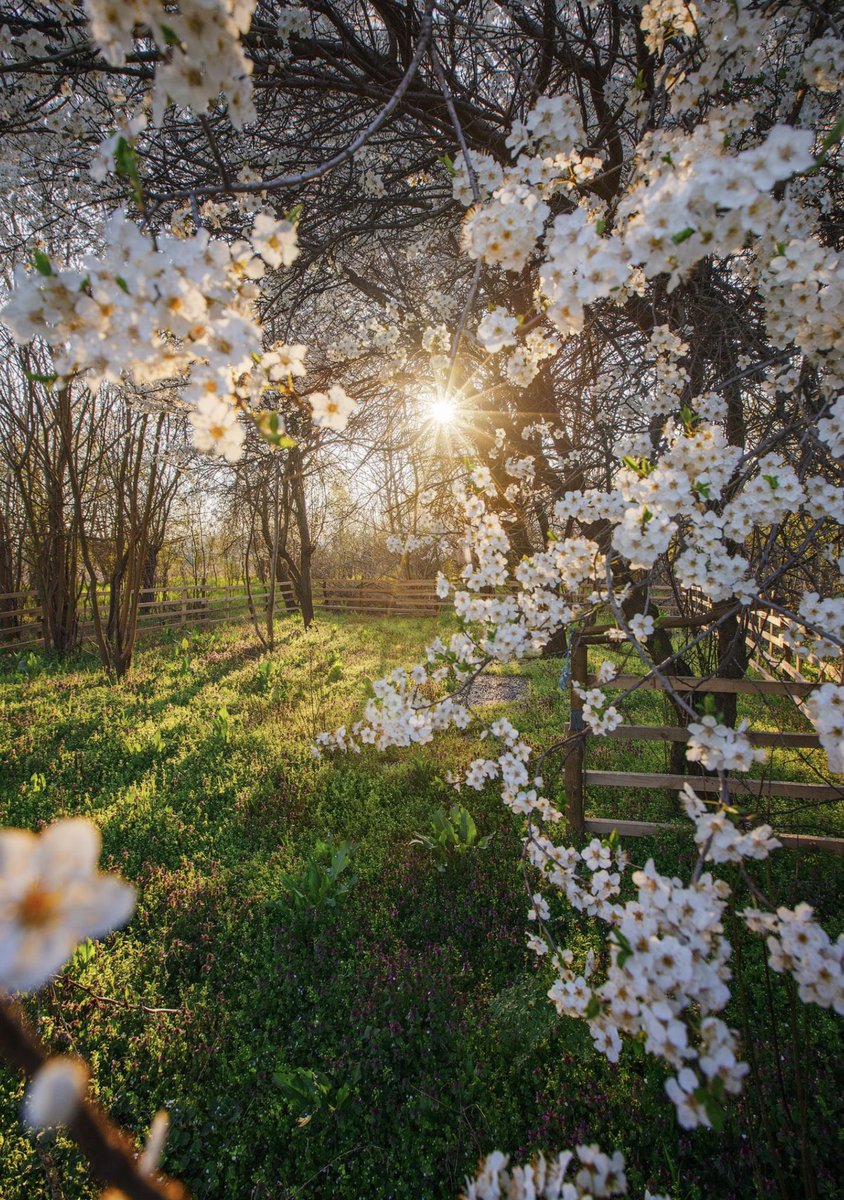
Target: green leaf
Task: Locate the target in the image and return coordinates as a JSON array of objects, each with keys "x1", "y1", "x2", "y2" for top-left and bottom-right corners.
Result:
[
  {"x1": 160, "y1": 22, "x2": 180, "y2": 46},
  {"x1": 114, "y1": 136, "x2": 137, "y2": 180},
  {"x1": 762, "y1": 473, "x2": 779, "y2": 489},
  {"x1": 32, "y1": 249, "x2": 53, "y2": 276},
  {"x1": 253, "y1": 409, "x2": 296, "y2": 449},
  {"x1": 114, "y1": 136, "x2": 144, "y2": 206},
  {"x1": 438, "y1": 152, "x2": 456, "y2": 177},
  {"x1": 671, "y1": 227, "x2": 695, "y2": 245},
  {"x1": 584, "y1": 996, "x2": 601, "y2": 1020},
  {"x1": 114, "y1": 275, "x2": 129, "y2": 294},
  {"x1": 621, "y1": 454, "x2": 654, "y2": 479},
  {"x1": 816, "y1": 114, "x2": 844, "y2": 165}
]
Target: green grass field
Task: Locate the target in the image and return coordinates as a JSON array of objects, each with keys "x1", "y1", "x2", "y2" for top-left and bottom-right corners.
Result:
[{"x1": 1, "y1": 616, "x2": 842, "y2": 1198}]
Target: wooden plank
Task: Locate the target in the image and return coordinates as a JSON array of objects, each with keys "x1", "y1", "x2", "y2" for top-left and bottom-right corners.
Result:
[
  {"x1": 584, "y1": 770, "x2": 842, "y2": 800},
  {"x1": 316, "y1": 602, "x2": 442, "y2": 615},
  {"x1": 0, "y1": 590, "x2": 39, "y2": 603},
  {"x1": 594, "y1": 674, "x2": 817, "y2": 697},
  {"x1": 132, "y1": 612, "x2": 279, "y2": 638},
  {"x1": 565, "y1": 643, "x2": 588, "y2": 836},
  {"x1": 582, "y1": 818, "x2": 844, "y2": 855},
  {"x1": 0, "y1": 639, "x2": 44, "y2": 652},
  {"x1": 604, "y1": 725, "x2": 821, "y2": 749},
  {"x1": 134, "y1": 590, "x2": 274, "y2": 612},
  {"x1": 322, "y1": 595, "x2": 442, "y2": 604},
  {"x1": 0, "y1": 617, "x2": 43, "y2": 633},
  {"x1": 320, "y1": 578, "x2": 437, "y2": 589},
  {"x1": 315, "y1": 601, "x2": 441, "y2": 613}
]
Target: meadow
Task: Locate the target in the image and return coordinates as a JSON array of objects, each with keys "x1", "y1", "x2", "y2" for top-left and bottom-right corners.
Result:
[{"x1": 1, "y1": 615, "x2": 842, "y2": 1199}]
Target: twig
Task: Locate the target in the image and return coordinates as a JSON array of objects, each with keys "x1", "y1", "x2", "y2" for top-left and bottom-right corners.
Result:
[
  {"x1": 63, "y1": 978, "x2": 187, "y2": 1017},
  {"x1": 152, "y1": 0, "x2": 435, "y2": 203},
  {"x1": 0, "y1": 997, "x2": 189, "y2": 1200}
]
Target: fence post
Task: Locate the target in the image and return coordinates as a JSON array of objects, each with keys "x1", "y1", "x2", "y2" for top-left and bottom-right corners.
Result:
[{"x1": 564, "y1": 640, "x2": 588, "y2": 837}]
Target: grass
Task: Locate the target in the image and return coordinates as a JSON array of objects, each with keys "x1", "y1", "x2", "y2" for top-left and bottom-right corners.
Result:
[{"x1": 0, "y1": 615, "x2": 842, "y2": 1198}]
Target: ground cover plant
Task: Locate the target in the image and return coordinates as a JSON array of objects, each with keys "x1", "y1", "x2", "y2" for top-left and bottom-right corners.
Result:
[{"x1": 1, "y1": 615, "x2": 842, "y2": 1198}]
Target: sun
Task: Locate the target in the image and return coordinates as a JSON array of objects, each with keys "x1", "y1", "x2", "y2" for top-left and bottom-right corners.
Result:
[{"x1": 424, "y1": 393, "x2": 458, "y2": 426}]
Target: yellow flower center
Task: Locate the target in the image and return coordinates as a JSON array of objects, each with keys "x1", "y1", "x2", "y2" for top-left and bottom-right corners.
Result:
[{"x1": 17, "y1": 884, "x2": 61, "y2": 928}]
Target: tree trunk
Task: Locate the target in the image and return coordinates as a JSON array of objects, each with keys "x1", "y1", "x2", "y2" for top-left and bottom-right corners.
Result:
[{"x1": 289, "y1": 446, "x2": 315, "y2": 627}]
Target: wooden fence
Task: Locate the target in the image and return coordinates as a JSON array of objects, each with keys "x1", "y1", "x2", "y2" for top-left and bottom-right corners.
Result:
[
  {"x1": 0, "y1": 577, "x2": 451, "y2": 653},
  {"x1": 0, "y1": 589, "x2": 43, "y2": 651},
  {"x1": 315, "y1": 578, "x2": 445, "y2": 616},
  {"x1": 749, "y1": 609, "x2": 844, "y2": 684},
  {"x1": 0, "y1": 583, "x2": 291, "y2": 653},
  {"x1": 563, "y1": 639, "x2": 844, "y2": 855}
]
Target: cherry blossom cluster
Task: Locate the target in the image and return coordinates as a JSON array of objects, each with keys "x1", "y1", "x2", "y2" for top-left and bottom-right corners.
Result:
[
  {"x1": 462, "y1": 182, "x2": 550, "y2": 274},
  {"x1": 640, "y1": 0, "x2": 700, "y2": 55},
  {"x1": 680, "y1": 784, "x2": 780, "y2": 864},
  {"x1": 464, "y1": 1143, "x2": 669, "y2": 1200},
  {"x1": 802, "y1": 33, "x2": 844, "y2": 93},
  {"x1": 804, "y1": 685, "x2": 844, "y2": 773},
  {"x1": 685, "y1": 717, "x2": 767, "y2": 773},
  {"x1": 458, "y1": 77, "x2": 828, "y2": 386},
  {"x1": 501, "y1": 328, "x2": 559, "y2": 388},
  {"x1": 573, "y1": 683, "x2": 622, "y2": 736},
  {"x1": 743, "y1": 902, "x2": 844, "y2": 1015},
  {"x1": 784, "y1": 593, "x2": 844, "y2": 662},
  {"x1": 276, "y1": 5, "x2": 311, "y2": 43},
  {"x1": 530, "y1": 828, "x2": 747, "y2": 1129},
  {"x1": 1, "y1": 208, "x2": 358, "y2": 456},
  {"x1": 83, "y1": 0, "x2": 258, "y2": 127},
  {"x1": 477, "y1": 307, "x2": 518, "y2": 353},
  {"x1": 452, "y1": 95, "x2": 602, "y2": 212}
]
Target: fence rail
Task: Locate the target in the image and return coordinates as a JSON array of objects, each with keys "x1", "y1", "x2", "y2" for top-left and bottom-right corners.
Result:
[
  {"x1": 4, "y1": 581, "x2": 843, "y2": 691},
  {"x1": 314, "y1": 577, "x2": 446, "y2": 616},
  {"x1": 564, "y1": 638, "x2": 844, "y2": 855},
  {"x1": 749, "y1": 609, "x2": 844, "y2": 684},
  {"x1": 0, "y1": 583, "x2": 292, "y2": 651},
  {"x1": 0, "y1": 576, "x2": 452, "y2": 652}
]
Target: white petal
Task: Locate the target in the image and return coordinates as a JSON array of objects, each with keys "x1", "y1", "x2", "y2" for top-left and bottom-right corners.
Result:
[
  {"x1": 0, "y1": 829, "x2": 37, "y2": 881},
  {"x1": 71, "y1": 876, "x2": 136, "y2": 940},
  {"x1": 4, "y1": 927, "x2": 76, "y2": 993},
  {"x1": 35, "y1": 819, "x2": 101, "y2": 883},
  {"x1": 22, "y1": 1057, "x2": 88, "y2": 1129}
]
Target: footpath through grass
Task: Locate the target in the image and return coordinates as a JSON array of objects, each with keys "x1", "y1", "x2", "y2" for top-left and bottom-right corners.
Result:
[{"x1": 0, "y1": 616, "x2": 842, "y2": 1198}]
